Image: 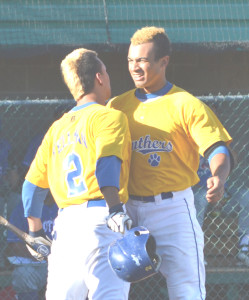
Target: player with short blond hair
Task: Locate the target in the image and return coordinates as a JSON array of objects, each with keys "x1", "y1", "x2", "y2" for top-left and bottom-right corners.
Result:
[
  {"x1": 130, "y1": 26, "x2": 171, "y2": 60},
  {"x1": 107, "y1": 26, "x2": 233, "y2": 300},
  {"x1": 22, "y1": 48, "x2": 132, "y2": 300}
]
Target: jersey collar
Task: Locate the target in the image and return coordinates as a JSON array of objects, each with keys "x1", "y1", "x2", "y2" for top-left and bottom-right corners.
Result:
[
  {"x1": 135, "y1": 82, "x2": 173, "y2": 102},
  {"x1": 70, "y1": 101, "x2": 96, "y2": 112}
]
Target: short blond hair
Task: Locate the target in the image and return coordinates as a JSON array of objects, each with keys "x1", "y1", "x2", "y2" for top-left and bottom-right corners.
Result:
[
  {"x1": 130, "y1": 26, "x2": 171, "y2": 59},
  {"x1": 130, "y1": 26, "x2": 164, "y2": 44},
  {"x1": 60, "y1": 48, "x2": 100, "y2": 101}
]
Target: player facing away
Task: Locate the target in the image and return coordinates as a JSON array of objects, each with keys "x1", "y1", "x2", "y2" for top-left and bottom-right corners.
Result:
[
  {"x1": 107, "y1": 26, "x2": 234, "y2": 300},
  {"x1": 22, "y1": 48, "x2": 132, "y2": 300}
]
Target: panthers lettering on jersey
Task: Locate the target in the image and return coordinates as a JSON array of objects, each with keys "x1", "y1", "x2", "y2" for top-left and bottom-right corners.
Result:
[
  {"x1": 107, "y1": 84, "x2": 232, "y2": 196},
  {"x1": 26, "y1": 103, "x2": 131, "y2": 208}
]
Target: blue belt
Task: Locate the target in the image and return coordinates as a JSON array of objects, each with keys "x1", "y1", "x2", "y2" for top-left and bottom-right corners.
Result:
[
  {"x1": 130, "y1": 192, "x2": 173, "y2": 202},
  {"x1": 87, "y1": 199, "x2": 106, "y2": 207}
]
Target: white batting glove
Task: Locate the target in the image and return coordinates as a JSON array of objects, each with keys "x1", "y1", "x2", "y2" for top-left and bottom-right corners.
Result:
[
  {"x1": 26, "y1": 243, "x2": 47, "y2": 262},
  {"x1": 106, "y1": 204, "x2": 132, "y2": 234},
  {"x1": 27, "y1": 229, "x2": 52, "y2": 261}
]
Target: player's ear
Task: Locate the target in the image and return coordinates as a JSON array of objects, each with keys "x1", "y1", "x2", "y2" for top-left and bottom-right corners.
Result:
[
  {"x1": 160, "y1": 56, "x2": 169, "y2": 68},
  {"x1": 96, "y1": 72, "x2": 103, "y2": 86}
]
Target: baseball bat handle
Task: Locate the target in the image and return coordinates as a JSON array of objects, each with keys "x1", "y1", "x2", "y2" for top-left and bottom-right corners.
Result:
[{"x1": 0, "y1": 215, "x2": 35, "y2": 246}]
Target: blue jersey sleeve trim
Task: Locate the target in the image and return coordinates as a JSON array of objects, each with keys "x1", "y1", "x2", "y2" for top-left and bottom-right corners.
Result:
[
  {"x1": 95, "y1": 156, "x2": 121, "y2": 190},
  {"x1": 208, "y1": 145, "x2": 230, "y2": 164},
  {"x1": 22, "y1": 180, "x2": 49, "y2": 218}
]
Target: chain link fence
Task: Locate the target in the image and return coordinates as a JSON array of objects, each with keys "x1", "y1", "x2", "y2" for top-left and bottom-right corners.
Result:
[{"x1": 0, "y1": 95, "x2": 249, "y2": 299}]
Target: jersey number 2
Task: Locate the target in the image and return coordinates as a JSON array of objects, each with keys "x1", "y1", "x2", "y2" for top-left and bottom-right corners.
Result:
[{"x1": 64, "y1": 152, "x2": 87, "y2": 197}]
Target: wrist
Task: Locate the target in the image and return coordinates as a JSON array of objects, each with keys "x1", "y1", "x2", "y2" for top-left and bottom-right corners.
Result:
[
  {"x1": 109, "y1": 203, "x2": 124, "y2": 214},
  {"x1": 27, "y1": 216, "x2": 43, "y2": 232},
  {"x1": 29, "y1": 228, "x2": 46, "y2": 238}
]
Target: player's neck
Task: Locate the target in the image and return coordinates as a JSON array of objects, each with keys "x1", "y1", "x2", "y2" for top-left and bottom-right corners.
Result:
[
  {"x1": 138, "y1": 78, "x2": 167, "y2": 94},
  {"x1": 77, "y1": 93, "x2": 98, "y2": 106}
]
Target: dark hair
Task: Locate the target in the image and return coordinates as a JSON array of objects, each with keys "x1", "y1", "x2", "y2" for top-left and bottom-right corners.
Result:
[
  {"x1": 153, "y1": 32, "x2": 171, "y2": 60},
  {"x1": 77, "y1": 51, "x2": 102, "y2": 95},
  {"x1": 60, "y1": 48, "x2": 102, "y2": 100}
]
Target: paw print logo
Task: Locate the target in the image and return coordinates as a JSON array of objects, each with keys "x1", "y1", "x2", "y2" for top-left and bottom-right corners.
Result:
[{"x1": 148, "y1": 153, "x2": 161, "y2": 167}]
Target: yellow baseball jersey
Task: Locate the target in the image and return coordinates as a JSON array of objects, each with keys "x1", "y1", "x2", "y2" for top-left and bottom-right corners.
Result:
[
  {"x1": 107, "y1": 84, "x2": 232, "y2": 196},
  {"x1": 26, "y1": 103, "x2": 131, "y2": 208}
]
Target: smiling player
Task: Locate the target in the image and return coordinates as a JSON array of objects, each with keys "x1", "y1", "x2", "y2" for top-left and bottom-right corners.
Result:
[{"x1": 107, "y1": 26, "x2": 234, "y2": 300}]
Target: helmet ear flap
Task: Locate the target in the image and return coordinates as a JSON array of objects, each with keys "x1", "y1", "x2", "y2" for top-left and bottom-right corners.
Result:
[
  {"x1": 146, "y1": 235, "x2": 156, "y2": 257},
  {"x1": 146, "y1": 235, "x2": 161, "y2": 272}
]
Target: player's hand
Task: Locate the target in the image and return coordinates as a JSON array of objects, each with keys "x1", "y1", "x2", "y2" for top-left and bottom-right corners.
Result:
[
  {"x1": 206, "y1": 175, "x2": 225, "y2": 204},
  {"x1": 26, "y1": 236, "x2": 52, "y2": 261},
  {"x1": 106, "y1": 204, "x2": 132, "y2": 234},
  {"x1": 106, "y1": 211, "x2": 132, "y2": 234},
  {"x1": 27, "y1": 229, "x2": 52, "y2": 261}
]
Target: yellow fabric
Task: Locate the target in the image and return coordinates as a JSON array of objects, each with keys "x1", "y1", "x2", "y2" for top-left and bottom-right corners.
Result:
[
  {"x1": 107, "y1": 85, "x2": 232, "y2": 196},
  {"x1": 26, "y1": 103, "x2": 131, "y2": 208}
]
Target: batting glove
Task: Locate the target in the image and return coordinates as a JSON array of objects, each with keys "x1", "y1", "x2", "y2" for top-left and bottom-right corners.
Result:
[
  {"x1": 26, "y1": 229, "x2": 52, "y2": 261},
  {"x1": 106, "y1": 203, "x2": 132, "y2": 234}
]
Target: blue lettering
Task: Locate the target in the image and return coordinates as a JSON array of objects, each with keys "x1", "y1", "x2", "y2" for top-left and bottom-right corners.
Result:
[
  {"x1": 74, "y1": 131, "x2": 81, "y2": 144},
  {"x1": 138, "y1": 137, "x2": 144, "y2": 148},
  {"x1": 132, "y1": 135, "x2": 173, "y2": 155},
  {"x1": 144, "y1": 135, "x2": 152, "y2": 148},
  {"x1": 81, "y1": 133, "x2": 87, "y2": 148},
  {"x1": 152, "y1": 140, "x2": 159, "y2": 148},
  {"x1": 52, "y1": 131, "x2": 87, "y2": 155}
]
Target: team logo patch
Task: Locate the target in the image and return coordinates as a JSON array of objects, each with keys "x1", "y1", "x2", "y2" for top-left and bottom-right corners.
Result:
[
  {"x1": 148, "y1": 153, "x2": 161, "y2": 167},
  {"x1": 132, "y1": 135, "x2": 173, "y2": 166}
]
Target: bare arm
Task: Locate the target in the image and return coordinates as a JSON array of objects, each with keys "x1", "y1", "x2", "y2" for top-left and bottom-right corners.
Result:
[
  {"x1": 206, "y1": 153, "x2": 231, "y2": 204},
  {"x1": 27, "y1": 216, "x2": 43, "y2": 232},
  {"x1": 101, "y1": 186, "x2": 121, "y2": 209}
]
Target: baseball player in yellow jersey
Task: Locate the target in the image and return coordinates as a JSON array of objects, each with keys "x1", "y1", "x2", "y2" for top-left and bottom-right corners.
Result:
[
  {"x1": 21, "y1": 48, "x2": 132, "y2": 300},
  {"x1": 107, "y1": 27, "x2": 234, "y2": 300}
]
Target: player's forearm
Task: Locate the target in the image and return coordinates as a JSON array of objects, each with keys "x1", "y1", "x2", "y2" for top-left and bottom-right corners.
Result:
[
  {"x1": 27, "y1": 216, "x2": 43, "y2": 232},
  {"x1": 209, "y1": 153, "x2": 230, "y2": 182},
  {"x1": 101, "y1": 186, "x2": 121, "y2": 209}
]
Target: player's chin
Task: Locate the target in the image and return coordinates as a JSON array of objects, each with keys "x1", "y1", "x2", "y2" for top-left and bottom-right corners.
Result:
[{"x1": 133, "y1": 80, "x2": 146, "y2": 89}]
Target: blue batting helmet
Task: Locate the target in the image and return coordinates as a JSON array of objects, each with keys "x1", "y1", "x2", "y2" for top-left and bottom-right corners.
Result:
[{"x1": 108, "y1": 226, "x2": 162, "y2": 282}]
